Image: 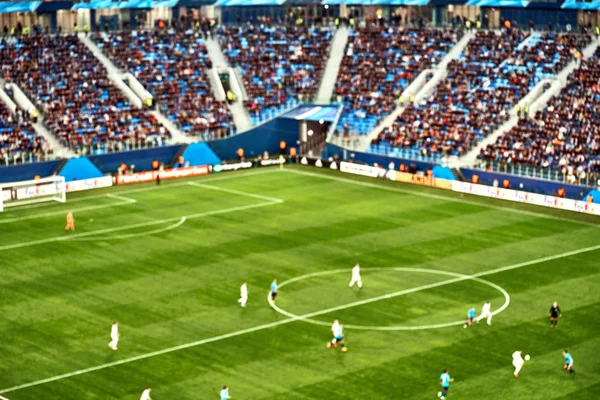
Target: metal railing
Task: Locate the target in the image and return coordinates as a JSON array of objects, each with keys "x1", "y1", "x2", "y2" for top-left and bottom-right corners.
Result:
[
  {"x1": 0, "y1": 150, "x2": 59, "y2": 166},
  {"x1": 70, "y1": 138, "x2": 172, "y2": 157},
  {"x1": 328, "y1": 137, "x2": 459, "y2": 165},
  {"x1": 249, "y1": 98, "x2": 304, "y2": 127},
  {"x1": 473, "y1": 160, "x2": 600, "y2": 188},
  {"x1": 368, "y1": 144, "x2": 447, "y2": 163}
]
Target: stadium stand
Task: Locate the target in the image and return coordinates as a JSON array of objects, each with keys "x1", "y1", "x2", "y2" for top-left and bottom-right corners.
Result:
[
  {"x1": 333, "y1": 26, "x2": 459, "y2": 137},
  {"x1": 0, "y1": 99, "x2": 47, "y2": 166},
  {"x1": 371, "y1": 31, "x2": 591, "y2": 160},
  {"x1": 93, "y1": 29, "x2": 235, "y2": 139},
  {"x1": 0, "y1": 35, "x2": 169, "y2": 154},
  {"x1": 218, "y1": 23, "x2": 334, "y2": 125},
  {"x1": 480, "y1": 47, "x2": 600, "y2": 179}
]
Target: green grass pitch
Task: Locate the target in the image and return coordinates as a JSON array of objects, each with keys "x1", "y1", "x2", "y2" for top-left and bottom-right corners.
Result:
[{"x1": 1, "y1": 165, "x2": 599, "y2": 399}]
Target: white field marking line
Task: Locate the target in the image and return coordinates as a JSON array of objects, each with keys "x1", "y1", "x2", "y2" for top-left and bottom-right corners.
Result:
[
  {"x1": 79, "y1": 169, "x2": 282, "y2": 204},
  {"x1": 283, "y1": 169, "x2": 600, "y2": 227},
  {"x1": 187, "y1": 182, "x2": 284, "y2": 203},
  {"x1": 0, "y1": 394, "x2": 9, "y2": 400},
  {"x1": 0, "y1": 194, "x2": 137, "y2": 225},
  {"x1": 66, "y1": 217, "x2": 187, "y2": 241},
  {"x1": 105, "y1": 193, "x2": 138, "y2": 203},
  {"x1": 0, "y1": 168, "x2": 280, "y2": 214},
  {"x1": 1, "y1": 243, "x2": 599, "y2": 395},
  {"x1": 0, "y1": 182, "x2": 284, "y2": 251},
  {"x1": 1, "y1": 195, "x2": 94, "y2": 211},
  {"x1": 0, "y1": 202, "x2": 278, "y2": 252},
  {"x1": 0, "y1": 190, "x2": 128, "y2": 212},
  {"x1": 268, "y1": 267, "x2": 510, "y2": 331}
]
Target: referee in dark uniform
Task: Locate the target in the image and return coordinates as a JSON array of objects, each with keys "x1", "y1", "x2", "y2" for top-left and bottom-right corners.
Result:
[{"x1": 549, "y1": 301, "x2": 561, "y2": 328}]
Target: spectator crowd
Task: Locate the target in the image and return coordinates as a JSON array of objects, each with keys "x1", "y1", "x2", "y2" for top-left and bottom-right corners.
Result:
[
  {"x1": 0, "y1": 100, "x2": 47, "y2": 165},
  {"x1": 94, "y1": 29, "x2": 234, "y2": 139},
  {"x1": 371, "y1": 31, "x2": 591, "y2": 160},
  {"x1": 334, "y1": 26, "x2": 459, "y2": 137},
  {"x1": 481, "y1": 47, "x2": 600, "y2": 179},
  {"x1": 0, "y1": 35, "x2": 169, "y2": 154},
  {"x1": 218, "y1": 23, "x2": 334, "y2": 123},
  {"x1": 0, "y1": 26, "x2": 595, "y2": 176}
]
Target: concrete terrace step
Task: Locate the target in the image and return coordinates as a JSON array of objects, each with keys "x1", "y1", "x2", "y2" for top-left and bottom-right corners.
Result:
[
  {"x1": 354, "y1": 31, "x2": 476, "y2": 151},
  {"x1": 205, "y1": 35, "x2": 252, "y2": 133},
  {"x1": 79, "y1": 34, "x2": 190, "y2": 144},
  {"x1": 0, "y1": 78, "x2": 75, "y2": 158},
  {"x1": 316, "y1": 26, "x2": 350, "y2": 104}
]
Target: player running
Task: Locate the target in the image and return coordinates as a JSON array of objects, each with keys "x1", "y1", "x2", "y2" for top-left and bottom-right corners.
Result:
[
  {"x1": 238, "y1": 282, "x2": 248, "y2": 307},
  {"x1": 476, "y1": 301, "x2": 492, "y2": 326},
  {"x1": 326, "y1": 321, "x2": 347, "y2": 352},
  {"x1": 464, "y1": 306, "x2": 476, "y2": 328},
  {"x1": 65, "y1": 211, "x2": 75, "y2": 231},
  {"x1": 550, "y1": 301, "x2": 561, "y2": 328},
  {"x1": 140, "y1": 387, "x2": 152, "y2": 400},
  {"x1": 563, "y1": 350, "x2": 575, "y2": 375},
  {"x1": 349, "y1": 263, "x2": 362, "y2": 288},
  {"x1": 269, "y1": 279, "x2": 278, "y2": 304},
  {"x1": 437, "y1": 369, "x2": 453, "y2": 399},
  {"x1": 512, "y1": 350, "x2": 525, "y2": 377},
  {"x1": 220, "y1": 385, "x2": 231, "y2": 399},
  {"x1": 108, "y1": 321, "x2": 119, "y2": 351}
]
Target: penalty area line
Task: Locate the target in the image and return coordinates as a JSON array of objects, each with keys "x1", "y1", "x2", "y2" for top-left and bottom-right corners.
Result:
[
  {"x1": 0, "y1": 183, "x2": 284, "y2": 250},
  {"x1": 0, "y1": 194, "x2": 137, "y2": 225},
  {"x1": 0, "y1": 201, "x2": 280, "y2": 251},
  {"x1": 1, "y1": 242, "x2": 600, "y2": 395},
  {"x1": 65, "y1": 217, "x2": 187, "y2": 241}
]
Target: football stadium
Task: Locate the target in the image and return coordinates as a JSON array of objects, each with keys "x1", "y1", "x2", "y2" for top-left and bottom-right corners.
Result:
[{"x1": 1, "y1": 2, "x2": 600, "y2": 399}]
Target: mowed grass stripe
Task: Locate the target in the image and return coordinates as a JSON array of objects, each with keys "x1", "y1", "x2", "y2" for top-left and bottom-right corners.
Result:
[
  {"x1": 0, "y1": 169, "x2": 599, "y2": 399},
  {"x1": 0, "y1": 197, "x2": 550, "y2": 320},
  {"x1": 283, "y1": 167, "x2": 600, "y2": 227},
  {"x1": 1, "y1": 241, "x2": 599, "y2": 397},
  {"x1": 0, "y1": 178, "x2": 515, "y2": 298}
]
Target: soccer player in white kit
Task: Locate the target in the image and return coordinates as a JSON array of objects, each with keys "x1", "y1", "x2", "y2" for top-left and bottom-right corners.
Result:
[
  {"x1": 512, "y1": 350, "x2": 524, "y2": 377},
  {"x1": 349, "y1": 264, "x2": 362, "y2": 288},
  {"x1": 140, "y1": 387, "x2": 152, "y2": 400},
  {"x1": 108, "y1": 321, "x2": 119, "y2": 351},
  {"x1": 476, "y1": 301, "x2": 492, "y2": 326},
  {"x1": 220, "y1": 385, "x2": 231, "y2": 399},
  {"x1": 238, "y1": 282, "x2": 248, "y2": 307},
  {"x1": 331, "y1": 319, "x2": 340, "y2": 338}
]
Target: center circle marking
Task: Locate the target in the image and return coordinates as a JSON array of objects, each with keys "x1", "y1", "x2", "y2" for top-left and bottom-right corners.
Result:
[{"x1": 269, "y1": 267, "x2": 510, "y2": 331}]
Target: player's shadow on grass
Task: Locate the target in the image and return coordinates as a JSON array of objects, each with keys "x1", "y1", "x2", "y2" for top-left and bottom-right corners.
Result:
[{"x1": 350, "y1": 289, "x2": 367, "y2": 299}]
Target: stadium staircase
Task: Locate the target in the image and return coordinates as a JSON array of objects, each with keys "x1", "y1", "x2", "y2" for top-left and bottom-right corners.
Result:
[
  {"x1": 458, "y1": 36, "x2": 600, "y2": 168},
  {"x1": 79, "y1": 34, "x2": 191, "y2": 144},
  {"x1": 316, "y1": 26, "x2": 350, "y2": 104},
  {"x1": 450, "y1": 167, "x2": 467, "y2": 181},
  {"x1": 205, "y1": 36, "x2": 253, "y2": 133},
  {"x1": 0, "y1": 78, "x2": 75, "y2": 158},
  {"x1": 412, "y1": 31, "x2": 476, "y2": 105},
  {"x1": 167, "y1": 143, "x2": 189, "y2": 168},
  {"x1": 348, "y1": 31, "x2": 475, "y2": 151},
  {"x1": 79, "y1": 35, "x2": 145, "y2": 108}
]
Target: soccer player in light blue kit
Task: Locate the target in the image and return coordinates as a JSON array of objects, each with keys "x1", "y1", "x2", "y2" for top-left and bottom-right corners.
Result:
[
  {"x1": 563, "y1": 350, "x2": 575, "y2": 375},
  {"x1": 464, "y1": 306, "x2": 476, "y2": 328},
  {"x1": 438, "y1": 369, "x2": 453, "y2": 399},
  {"x1": 269, "y1": 279, "x2": 278, "y2": 304},
  {"x1": 220, "y1": 385, "x2": 231, "y2": 399}
]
